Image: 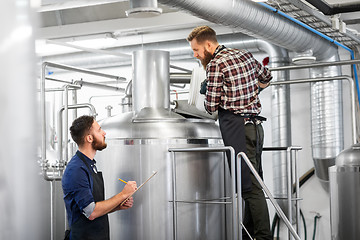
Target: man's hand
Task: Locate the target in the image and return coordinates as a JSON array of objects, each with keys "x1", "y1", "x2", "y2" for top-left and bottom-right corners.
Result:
[
  {"x1": 200, "y1": 79, "x2": 207, "y2": 95},
  {"x1": 258, "y1": 82, "x2": 270, "y2": 92},
  {"x1": 122, "y1": 181, "x2": 137, "y2": 198},
  {"x1": 119, "y1": 197, "x2": 134, "y2": 210}
]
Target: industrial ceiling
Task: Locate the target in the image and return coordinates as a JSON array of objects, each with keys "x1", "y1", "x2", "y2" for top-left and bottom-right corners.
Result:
[{"x1": 37, "y1": 0, "x2": 360, "y2": 57}]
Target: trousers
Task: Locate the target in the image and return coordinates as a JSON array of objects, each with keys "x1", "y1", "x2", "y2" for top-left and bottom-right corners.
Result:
[
  {"x1": 218, "y1": 108, "x2": 271, "y2": 240},
  {"x1": 242, "y1": 123, "x2": 272, "y2": 240}
]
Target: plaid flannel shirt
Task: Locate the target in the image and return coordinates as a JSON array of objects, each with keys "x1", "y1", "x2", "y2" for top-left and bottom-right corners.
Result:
[{"x1": 205, "y1": 45, "x2": 272, "y2": 115}]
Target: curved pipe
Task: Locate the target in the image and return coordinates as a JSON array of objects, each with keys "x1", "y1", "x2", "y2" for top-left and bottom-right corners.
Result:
[{"x1": 58, "y1": 103, "x2": 97, "y2": 166}]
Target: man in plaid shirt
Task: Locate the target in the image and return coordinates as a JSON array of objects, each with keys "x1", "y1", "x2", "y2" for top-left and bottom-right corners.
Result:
[{"x1": 187, "y1": 26, "x2": 272, "y2": 240}]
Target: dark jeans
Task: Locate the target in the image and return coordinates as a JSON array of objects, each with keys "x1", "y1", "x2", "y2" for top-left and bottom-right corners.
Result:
[
  {"x1": 218, "y1": 108, "x2": 271, "y2": 239},
  {"x1": 242, "y1": 123, "x2": 272, "y2": 240}
]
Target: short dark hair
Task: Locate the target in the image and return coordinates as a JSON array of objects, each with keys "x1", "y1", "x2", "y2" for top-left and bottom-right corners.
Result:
[
  {"x1": 187, "y1": 26, "x2": 218, "y2": 43},
  {"x1": 69, "y1": 115, "x2": 95, "y2": 146}
]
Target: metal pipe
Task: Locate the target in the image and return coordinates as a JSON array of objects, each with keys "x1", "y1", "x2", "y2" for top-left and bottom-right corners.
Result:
[
  {"x1": 269, "y1": 59, "x2": 360, "y2": 71},
  {"x1": 64, "y1": 86, "x2": 69, "y2": 168},
  {"x1": 174, "y1": 200, "x2": 232, "y2": 204},
  {"x1": 38, "y1": 87, "x2": 76, "y2": 92},
  {"x1": 58, "y1": 103, "x2": 97, "y2": 165},
  {"x1": 41, "y1": 61, "x2": 127, "y2": 176},
  {"x1": 170, "y1": 64, "x2": 192, "y2": 73},
  {"x1": 61, "y1": 84, "x2": 81, "y2": 169},
  {"x1": 171, "y1": 151, "x2": 177, "y2": 240},
  {"x1": 43, "y1": 61, "x2": 127, "y2": 81},
  {"x1": 43, "y1": 168, "x2": 63, "y2": 181},
  {"x1": 168, "y1": 59, "x2": 360, "y2": 84},
  {"x1": 170, "y1": 73, "x2": 192, "y2": 84},
  {"x1": 287, "y1": 148, "x2": 293, "y2": 239},
  {"x1": 89, "y1": 94, "x2": 124, "y2": 104},
  {"x1": 45, "y1": 77, "x2": 72, "y2": 84},
  {"x1": 41, "y1": 63, "x2": 48, "y2": 174},
  {"x1": 238, "y1": 152, "x2": 301, "y2": 240},
  {"x1": 74, "y1": 79, "x2": 125, "y2": 92},
  {"x1": 295, "y1": 149, "x2": 300, "y2": 234},
  {"x1": 45, "y1": 77, "x2": 126, "y2": 92},
  {"x1": 73, "y1": 88, "x2": 78, "y2": 119},
  {"x1": 41, "y1": 61, "x2": 125, "y2": 174},
  {"x1": 50, "y1": 181, "x2": 56, "y2": 240},
  {"x1": 271, "y1": 75, "x2": 357, "y2": 144}
]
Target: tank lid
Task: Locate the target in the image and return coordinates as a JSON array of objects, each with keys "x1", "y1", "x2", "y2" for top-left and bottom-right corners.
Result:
[
  {"x1": 132, "y1": 107, "x2": 185, "y2": 123},
  {"x1": 336, "y1": 143, "x2": 360, "y2": 166}
]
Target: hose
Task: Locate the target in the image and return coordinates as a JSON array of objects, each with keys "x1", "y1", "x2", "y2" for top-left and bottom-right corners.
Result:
[
  {"x1": 301, "y1": 209, "x2": 307, "y2": 240},
  {"x1": 312, "y1": 214, "x2": 321, "y2": 240},
  {"x1": 271, "y1": 167, "x2": 315, "y2": 239}
]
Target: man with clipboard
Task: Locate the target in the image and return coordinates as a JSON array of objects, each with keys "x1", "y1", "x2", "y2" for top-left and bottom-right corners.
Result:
[{"x1": 62, "y1": 115, "x2": 137, "y2": 240}]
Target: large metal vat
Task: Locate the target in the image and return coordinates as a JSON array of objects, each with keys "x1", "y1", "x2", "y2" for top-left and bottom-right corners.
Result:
[
  {"x1": 96, "y1": 50, "x2": 227, "y2": 240},
  {"x1": 329, "y1": 143, "x2": 360, "y2": 240}
]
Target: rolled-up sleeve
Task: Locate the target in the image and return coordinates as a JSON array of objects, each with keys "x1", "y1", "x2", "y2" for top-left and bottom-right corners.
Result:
[
  {"x1": 82, "y1": 202, "x2": 96, "y2": 218},
  {"x1": 205, "y1": 62, "x2": 224, "y2": 113}
]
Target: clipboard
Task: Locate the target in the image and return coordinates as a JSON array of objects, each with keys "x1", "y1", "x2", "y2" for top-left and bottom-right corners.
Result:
[{"x1": 120, "y1": 171, "x2": 157, "y2": 206}]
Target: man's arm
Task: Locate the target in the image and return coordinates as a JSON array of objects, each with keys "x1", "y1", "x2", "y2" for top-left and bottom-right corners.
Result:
[
  {"x1": 109, "y1": 197, "x2": 134, "y2": 213},
  {"x1": 255, "y1": 58, "x2": 272, "y2": 85},
  {"x1": 255, "y1": 58, "x2": 272, "y2": 92},
  {"x1": 88, "y1": 181, "x2": 136, "y2": 220},
  {"x1": 205, "y1": 62, "x2": 223, "y2": 113}
]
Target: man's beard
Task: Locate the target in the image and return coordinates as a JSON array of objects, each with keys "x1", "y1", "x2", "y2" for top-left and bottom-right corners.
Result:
[
  {"x1": 92, "y1": 135, "x2": 107, "y2": 151},
  {"x1": 200, "y1": 49, "x2": 213, "y2": 69}
]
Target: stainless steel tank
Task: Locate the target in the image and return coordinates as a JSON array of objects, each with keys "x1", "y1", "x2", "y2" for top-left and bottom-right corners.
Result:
[
  {"x1": 329, "y1": 143, "x2": 360, "y2": 240},
  {"x1": 96, "y1": 50, "x2": 227, "y2": 240}
]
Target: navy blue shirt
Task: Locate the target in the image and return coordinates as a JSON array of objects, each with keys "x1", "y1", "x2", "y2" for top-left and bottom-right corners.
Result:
[{"x1": 62, "y1": 151, "x2": 96, "y2": 227}]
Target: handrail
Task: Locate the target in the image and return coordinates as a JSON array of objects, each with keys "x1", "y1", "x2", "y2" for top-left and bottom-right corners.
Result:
[
  {"x1": 238, "y1": 152, "x2": 302, "y2": 240},
  {"x1": 270, "y1": 75, "x2": 357, "y2": 144},
  {"x1": 168, "y1": 146, "x2": 240, "y2": 240}
]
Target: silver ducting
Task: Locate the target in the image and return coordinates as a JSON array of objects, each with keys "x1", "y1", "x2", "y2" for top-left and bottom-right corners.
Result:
[
  {"x1": 310, "y1": 50, "x2": 343, "y2": 190},
  {"x1": 158, "y1": 0, "x2": 336, "y2": 61}
]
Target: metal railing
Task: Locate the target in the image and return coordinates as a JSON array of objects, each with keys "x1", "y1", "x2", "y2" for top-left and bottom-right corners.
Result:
[
  {"x1": 169, "y1": 146, "x2": 303, "y2": 240},
  {"x1": 168, "y1": 146, "x2": 241, "y2": 240},
  {"x1": 239, "y1": 148, "x2": 302, "y2": 240}
]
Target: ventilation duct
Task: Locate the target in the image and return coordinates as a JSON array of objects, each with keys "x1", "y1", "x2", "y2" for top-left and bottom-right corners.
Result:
[
  {"x1": 158, "y1": 0, "x2": 337, "y2": 61},
  {"x1": 126, "y1": 0, "x2": 162, "y2": 18},
  {"x1": 310, "y1": 50, "x2": 343, "y2": 190}
]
